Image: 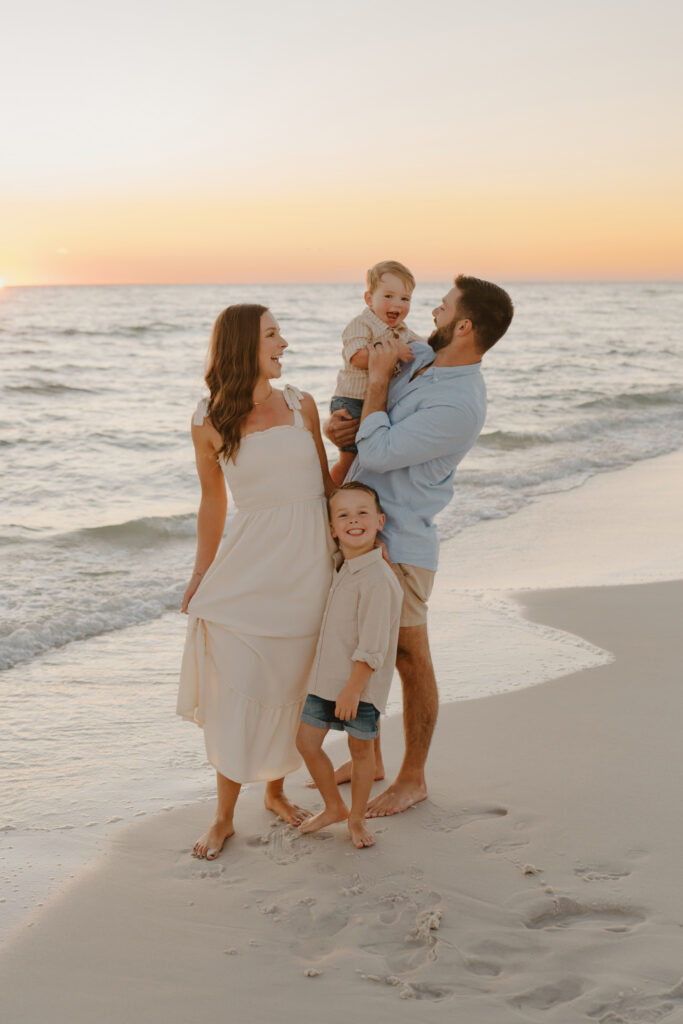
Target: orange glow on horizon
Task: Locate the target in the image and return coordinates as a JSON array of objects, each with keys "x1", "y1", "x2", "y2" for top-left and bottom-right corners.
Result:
[{"x1": 2, "y1": 183, "x2": 682, "y2": 287}]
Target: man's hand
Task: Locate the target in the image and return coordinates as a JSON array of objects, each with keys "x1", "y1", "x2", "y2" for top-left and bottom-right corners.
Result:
[
  {"x1": 335, "y1": 685, "x2": 361, "y2": 722},
  {"x1": 324, "y1": 408, "x2": 359, "y2": 449},
  {"x1": 368, "y1": 337, "x2": 403, "y2": 381}
]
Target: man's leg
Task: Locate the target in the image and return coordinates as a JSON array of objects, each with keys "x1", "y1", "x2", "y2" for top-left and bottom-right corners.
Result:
[{"x1": 366, "y1": 622, "x2": 437, "y2": 816}]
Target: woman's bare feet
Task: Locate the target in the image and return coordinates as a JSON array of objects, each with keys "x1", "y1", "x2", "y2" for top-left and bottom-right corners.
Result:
[
  {"x1": 298, "y1": 801, "x2": 349, "y2": 834},
  {"x1": 348, "y1": 818, "x2": 375, "y2": 848},
  {"x1": 306, "y1": 758, "x2": 385, "y2": 788},
  {"x1": 193, "y1": 816, "x2": 234, "y2": 859},
  {"x1": 264, "y1": 791, "x2": 311, "y2": 826}
]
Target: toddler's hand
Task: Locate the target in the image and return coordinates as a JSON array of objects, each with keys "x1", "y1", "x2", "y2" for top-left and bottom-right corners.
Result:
[
  {"x1": 395, "y1": 341, "x2": 415, "y2": 363},
  {"x1": 335, "y1": 687, "x2": 360, "y2": 721}
]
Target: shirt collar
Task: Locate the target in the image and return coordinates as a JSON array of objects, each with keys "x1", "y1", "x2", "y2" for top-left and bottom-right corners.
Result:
[
  {"x1": 336, "y1": 546, "x2": 384, "y2": 574},
  {"x1": 362, "y1": 306, "x2": 410, "y2": 336}
]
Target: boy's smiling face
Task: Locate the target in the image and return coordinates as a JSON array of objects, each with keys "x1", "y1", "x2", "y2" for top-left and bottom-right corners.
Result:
[
  {"x1": 329, "y1": 488, "x2": 385, "y2": 559},
  {"x1": 365, "y1": 272, "x2": 413, "y2": 329}
]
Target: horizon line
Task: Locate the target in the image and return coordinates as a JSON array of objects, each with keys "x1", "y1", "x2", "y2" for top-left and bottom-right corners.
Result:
[{"x1": 5, "y1": 277, "x2": 683, "y2": 290}]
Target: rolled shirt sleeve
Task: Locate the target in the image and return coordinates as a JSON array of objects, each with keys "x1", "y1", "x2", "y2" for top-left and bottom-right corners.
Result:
[
  {"x1": 351, "y1": 580, "x2": 393, "y2": 671},
  {"x1": 342, "y1": 317, "x2": 373, "y2": 366},
  {"x1": 356, "y1": 403, "x2": 479, "y2": 473}
]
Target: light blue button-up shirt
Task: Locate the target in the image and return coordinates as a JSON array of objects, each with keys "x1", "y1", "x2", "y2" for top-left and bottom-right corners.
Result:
[{"x1": 347, "y1": 342, "x2": 487, "y2": 571}]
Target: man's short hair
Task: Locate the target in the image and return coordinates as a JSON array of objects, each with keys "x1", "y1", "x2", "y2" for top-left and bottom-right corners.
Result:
[
  {"x1": 454, "y1": 274, "x2": 514, "y2": 352},
  {"x1": 366, "y1": 260, "x2": 415, "y2": 295},
  {"x1": 327, "y1": 481, "x2": 384, "y2": 518}
]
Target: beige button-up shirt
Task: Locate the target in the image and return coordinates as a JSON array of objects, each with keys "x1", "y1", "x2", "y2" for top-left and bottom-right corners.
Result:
[
  {"x1": 334, "y1": 306, "x2": 422, "y2": 400},
  {"x1": 307, "y1": 547, "x2": 404, "y2": 713}
]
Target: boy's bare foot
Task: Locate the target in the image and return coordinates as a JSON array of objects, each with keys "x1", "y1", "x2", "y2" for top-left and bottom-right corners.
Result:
[
  {"x1": 264, "y1": 792, "x2": 311, "y2": 826},
  {"x1": 193, "y1": 817, "x2": 235, "y2": 859},
  {"x1": 298, "y1": 802, "x2": 349, "y2": 834},
  {"x1": 306, "y1": 758, "x2": 385, "y2": 788},
  {"x1": 365, "y1": 780, "x2": 427, "y2": 817},
  {"x1": 348, "y1": 819, "x2": 375, "y2": 848}
]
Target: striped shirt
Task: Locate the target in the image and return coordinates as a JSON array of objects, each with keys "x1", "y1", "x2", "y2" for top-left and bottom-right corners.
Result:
[{"x1": 334, "y1": 306, "x2": 422, "y2": 400}]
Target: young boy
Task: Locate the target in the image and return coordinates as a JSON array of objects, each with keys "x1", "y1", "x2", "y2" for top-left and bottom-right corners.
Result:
[
  {"x1": 296, "y1": 482, "x2": 403, "y2": 848},
  {"x1": 329, "y1": 260, "x2": 420, "y2": 485}
]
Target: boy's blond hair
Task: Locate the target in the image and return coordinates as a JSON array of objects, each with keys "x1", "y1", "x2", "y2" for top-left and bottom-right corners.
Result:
[{"x1": 366, "y1": 260, "x2": 415, "y2": 295}]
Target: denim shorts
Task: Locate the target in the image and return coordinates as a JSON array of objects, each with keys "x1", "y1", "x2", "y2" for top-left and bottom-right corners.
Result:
[
  {"x1": 300, "y1": 693, "x2": 379, "y2": 740},
  {"x1": 329, "y1": 395, "x2": 364, "y2": 453}
]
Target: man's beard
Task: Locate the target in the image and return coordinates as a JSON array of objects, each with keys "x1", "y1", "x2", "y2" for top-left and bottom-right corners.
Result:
[{"x1": 428, "y1": 317, "x2": 457, "y2": 352}]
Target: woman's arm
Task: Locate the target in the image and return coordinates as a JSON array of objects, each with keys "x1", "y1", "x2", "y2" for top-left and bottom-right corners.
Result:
[
  {"x1": 181, "y1": 420, "x2": 227, "y2": 613},
  {"x1": 300, "y1": 392, "x2": 335, "y2": 497}
]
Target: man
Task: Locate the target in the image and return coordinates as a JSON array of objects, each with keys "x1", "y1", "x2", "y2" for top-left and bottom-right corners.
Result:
[{"x1": 326, "y1": 274, "x2": 514, "y2": 816}]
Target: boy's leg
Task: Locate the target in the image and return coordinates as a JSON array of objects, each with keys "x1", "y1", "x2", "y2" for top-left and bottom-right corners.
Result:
[
  {"x1": 346, "y1": 734, "x2": 377, "y2": 848},
  {"x1": 296, "y1": 722, "x2": 349, "y2": 833},
  {"x1": 329, "y1": 450, "x2": 355, "y2": 486},
  {"x1": 305, "y1": 724, "x2": 385, "y2": 788}
]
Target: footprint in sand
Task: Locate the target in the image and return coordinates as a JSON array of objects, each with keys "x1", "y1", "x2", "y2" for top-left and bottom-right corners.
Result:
[
  {"x1": 574, "y1": 864, "x2": 632, "y2": 882},
  {"x1": 525, "y1": 897, "x2": 644, "y2": 932},
  {"x1": 587, "y1": 978, "x2": 683, "y2": 1022},
  {"x1": 483, "y1": 836, "x2": 529, "y2": 854},
  {"x1": 422, "y1": 804, "x2": 508, "y2": 833},
  {"x1": 246, "y1": 823, "x2": 330, "y2": 864},
  {"x1": 509, "y1": 977, "x2": 584, "y2": 1012}
]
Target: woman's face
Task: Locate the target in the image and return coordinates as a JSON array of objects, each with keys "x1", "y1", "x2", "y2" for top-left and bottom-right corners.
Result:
[{"x1": 258, "y1": 311, "x2": 288, "y2": 380}]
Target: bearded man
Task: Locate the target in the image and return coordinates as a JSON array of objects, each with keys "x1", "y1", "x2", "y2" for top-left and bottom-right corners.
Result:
[{"x1": 325, "y1": 274, "x2": 514, "y2": 816}]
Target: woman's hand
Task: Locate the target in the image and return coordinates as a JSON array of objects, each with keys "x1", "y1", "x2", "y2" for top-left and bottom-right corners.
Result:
[
  {"x1": 181, "y1": 571, "x2": 204, "y2": 614},
  {"x1": 375, "y1": 539, "x2": 392, "y2": 566}
]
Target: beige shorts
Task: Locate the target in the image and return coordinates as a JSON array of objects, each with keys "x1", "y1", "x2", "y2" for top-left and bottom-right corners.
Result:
[{"x1": 390, "y1": 563, "x2": 436, "y2": 628}]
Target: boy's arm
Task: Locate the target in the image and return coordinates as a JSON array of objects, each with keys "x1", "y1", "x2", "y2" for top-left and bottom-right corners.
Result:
[
  {"x1": 342, "y1": 317, "x2": 372, "y2": 368},
  {"x1": 349, "y1": 348, "x2": 370, "y2": 369},
  {"x1": 335, "y1": 580, "x2": 395, "y2": 720},
  {"x1": 335, "y1": 661, "x2": 373, "y2": 721}
]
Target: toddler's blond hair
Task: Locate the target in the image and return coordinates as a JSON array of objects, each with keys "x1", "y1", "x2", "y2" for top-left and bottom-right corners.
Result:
[{"x1": 366, "y1": 260, "x2": 415, "y2": 295}]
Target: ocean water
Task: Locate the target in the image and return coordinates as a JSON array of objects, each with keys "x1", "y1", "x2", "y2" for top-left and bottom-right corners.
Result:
[{"x1": 1, "y1": 281, "x2": 683, "y2": 937}]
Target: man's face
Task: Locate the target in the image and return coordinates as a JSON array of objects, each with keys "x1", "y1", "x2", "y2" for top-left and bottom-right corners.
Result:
[{"x1": 428, "y1": 287, "x2": 462, "y2": 351}]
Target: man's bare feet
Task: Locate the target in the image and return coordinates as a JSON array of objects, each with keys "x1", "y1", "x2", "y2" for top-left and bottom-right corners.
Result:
[
  {"x1": 193, "y1": 817, "x2": 235, "y2": 859},
  {"x1": 365, "y1": 779, "x2": 427, "y2": 817},
  {"x1": 348, "y1": 819, "x2": 375, "y2": 848},
  {"x1": 264, "y1": 792, "x2": 311, "y2": 826},
  {"x1": 298, "y1": 801, "x2": 349, "y2": 834},
  {"x1": 306, "y1": 759, "x2": 385, "y2": 788}
]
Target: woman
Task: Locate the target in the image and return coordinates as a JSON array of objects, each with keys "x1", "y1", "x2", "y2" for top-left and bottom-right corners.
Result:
[{"x1": 178, "y1": 304, "x2": 334, "y2": 859}]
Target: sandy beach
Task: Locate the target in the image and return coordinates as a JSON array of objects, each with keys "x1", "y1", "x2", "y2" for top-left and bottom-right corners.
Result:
[{"x1": 2, "y1": 449, "x2": 683, "y2": 1023}]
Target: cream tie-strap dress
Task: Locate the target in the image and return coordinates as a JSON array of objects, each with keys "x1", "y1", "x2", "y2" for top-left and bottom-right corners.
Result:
[{"x1": 177, "y1": 384, "x2": 333, "y2": 782}]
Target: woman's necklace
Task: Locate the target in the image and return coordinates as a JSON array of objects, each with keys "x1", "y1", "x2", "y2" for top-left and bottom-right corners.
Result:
[{"x1": 252, "y1": 386, "x2": 274, "y2": 406}]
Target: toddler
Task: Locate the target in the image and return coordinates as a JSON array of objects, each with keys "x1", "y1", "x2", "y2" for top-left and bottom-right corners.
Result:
[
  {"x1": 296, "y1": 482, "x2": 403, "y2": 848},
  {"x1": 329, "y1": 260, "x2": 420, "y2": 485}
]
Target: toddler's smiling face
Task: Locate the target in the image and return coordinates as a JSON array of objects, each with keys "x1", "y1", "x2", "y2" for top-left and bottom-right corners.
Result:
[{"x1": 365, "y1": 272, "x2": 413, "y2": 329}]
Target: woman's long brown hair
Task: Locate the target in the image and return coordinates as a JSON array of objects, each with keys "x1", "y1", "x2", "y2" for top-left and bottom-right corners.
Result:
[{"x1": 204, "y1": 304, "x2": 268, "y2": 462}]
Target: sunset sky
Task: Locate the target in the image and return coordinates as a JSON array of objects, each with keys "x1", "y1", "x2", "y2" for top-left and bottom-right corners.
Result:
[{"x1": 1, "y1": 0, "x2": 682, "y2": 285}]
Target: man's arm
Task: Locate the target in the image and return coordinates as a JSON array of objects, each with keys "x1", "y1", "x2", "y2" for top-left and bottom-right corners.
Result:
[
  {"x1": 355, "y1": 338, "x2": 480, "y2": 473},
  {"x1": 359, "y1": 337, "x2": 397, "y2": 422}
]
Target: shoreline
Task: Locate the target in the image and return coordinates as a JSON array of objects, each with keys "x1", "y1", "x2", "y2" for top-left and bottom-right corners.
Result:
[
  {"x1": 2, "y1": 445, "x2": 683, "y2": 971},
  {"x1": 1, "y1": 578, "x2": 682, "y2": 1021}
]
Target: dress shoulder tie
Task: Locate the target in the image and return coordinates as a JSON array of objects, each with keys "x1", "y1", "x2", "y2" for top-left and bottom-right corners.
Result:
[
  {"x1": 283, "y1": 384, "x2": 305, "y2": 428},
  {"x1": 193, "y1": 397, "x2": 210, "y2": 425}
]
